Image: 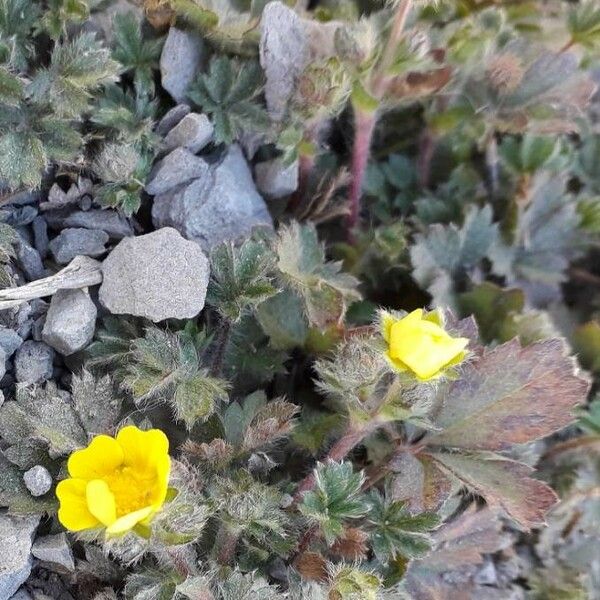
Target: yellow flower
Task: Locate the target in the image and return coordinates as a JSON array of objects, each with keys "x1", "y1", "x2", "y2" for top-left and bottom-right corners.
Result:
[
  {"x1": 381, "y1": 308, "x2": 469, "y2": 381},
  {"x1": 56, "y1": 425, "x2": 171, "y2": 536}
]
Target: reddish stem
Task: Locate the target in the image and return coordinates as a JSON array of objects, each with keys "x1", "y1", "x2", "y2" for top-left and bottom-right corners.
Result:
[
  {"x1": 289, "y1": 152, "x2": 316, "y2": 213},
  {"x1": 346, "y1": 109, "x2": 377, "y2": 240},
  {"x1": 214, "y1": 523, "x2": 239, "y2": 565}
]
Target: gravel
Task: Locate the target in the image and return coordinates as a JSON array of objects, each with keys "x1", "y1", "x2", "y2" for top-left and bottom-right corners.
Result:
[
  {"x1": 23, "y1": 465, "x2": 52, "y2": 497},
  {"x1": 152, "y1": 145, "x2": 273, "y2": 251},
  {"x1": 255, "y1": 157, "x2": 299, "y2": 199},
  {"x1": 42, "y1": 289, "x2": 97, "y2": 356},
  {"x1": 0, "y1": 515, "x2": 39, "y2": 600},
  {"x1": 16, "y1": 239, "x2": 45, "y2": 282},
  {"x1": 160, "y1": 27, "x2": 205, "y2": 103},
  {"x1": 99, "y1": 227, "x2": 210, "y2": 322},
  {"x1": 14, "y1": 341, "x2": 55, "y2": 384},
  {"x1": 0, "y1": 328, "x2": 23, "y2": 358},
  {"x1": 49, "y1": 228, "x2": 109, "y2": 264},
  {"x1": 32, "y1": 216, "x2": 49, "y2": 259},
  {"x1": 163, "y1": 112, "x2": 214, "y2": 153},
  {"x1": 156, "y1": 103, "x2": 191, "y2": 136},
  {"x1": 145, "y1": 147, "x2": 210, "y2": 196},
  {"x1": 44, "y1": 209, "x2": 133, "y2": 239},
  {"x1": 31, "y1": 534, "x2": 75, "y2": 572}
]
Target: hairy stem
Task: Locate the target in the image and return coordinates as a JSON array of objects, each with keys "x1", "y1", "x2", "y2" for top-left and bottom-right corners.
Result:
[
  {"x1": 346, "y1": 109, "x2": 377, "y2": 240},
  {"x1": 486, "y1": 134, "x2": 499, "y2": 197},
  {"x1": 372, "y1": 0, "x2": 414, "y2": 97},
  {"x1": 210, "y1": 319, "x2": 231, "y2": 377},
  {"x1": 289, "y1": 152, "x2": 316, "y2": 213},
  {"x1": 214, "y1": 523, "x2": 239, "y2": 565}
]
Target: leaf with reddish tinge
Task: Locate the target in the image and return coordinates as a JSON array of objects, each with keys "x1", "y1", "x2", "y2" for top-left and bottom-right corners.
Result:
[
  {"x1": 427, "y1": 338, "x2": 590, "y2": 451},
  {"x1": 429, "y1": 451, "x2": 557, "y2": 530}
]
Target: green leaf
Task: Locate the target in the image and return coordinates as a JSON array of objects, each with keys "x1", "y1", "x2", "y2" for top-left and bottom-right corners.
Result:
[
  {"x1": 489, "y1": 174, "x2": 585, "y2": 288},
  {"x1": 0, "y1": 0, "x2": 40, "y2": 69},
  {"x1": 568, "y1": 0, "x2": 600, "y2": 50},
  {"x1": 0, "y1": 383, "x2": 87, "y2": 459},
  {"x1": 367, "y1": 489, "x2": 439, "y2": 561},
  {"x1": 112, "y1": 12, "x2": 163, "y2": 97},
  {"x1": 123, "y1": 327, "x2": 230, "y2": 429},
  {"x1": 299, "y1": 461, "x2": 368, "y2": 544},
  {"x1": 410, "y1": 205, "x2": 498, "y2": 309},
  {"x1": 207, "y1": 238, "x2": 277, "y2": 323},
  {"x1": 27, "y1": 32, "x2": 119, "y2": 118},
  {"x1": 0, "y1": 131, "x2": 46, "y2": 189},
  {"x1": 40, "y1": 0, "x2": 89, "y2": 39},
  {"x1": 573, "y1": 321, "x2": 600, "y2": 374},
  {"x1": 256, "y1": 289, "x2": 308, "y2": 350},
  {"x1": 0, "y1": 453, "x2": 55, "y2": 514},
  {"x1": 0, "y1": 67, "x2": 23, "y2": 105},
  {"x1": 188, "y1": 56, "x2": 268, "y2": 144},
  {"x1": 276, "y1": 222, "x2": 361, "y2": 328},
  {"x1": 459, "y1": 282, "x2": 525, "y2": 344},
  {"x1": 71, "y1": 370, "x2": 122, "y2": 435}
]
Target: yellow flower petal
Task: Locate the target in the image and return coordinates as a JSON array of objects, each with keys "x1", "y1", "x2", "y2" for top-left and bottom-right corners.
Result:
[
  {"x1": 86, "y1": 480, "x2": 117, "y2": 526},
  {"x1": 56, "y1": 478, "x2": 100, "y2": 531},
  {"x1": 152, "y1": 453, "x2": 171, "y2": 509},
  {"x1": 380, "y1": 311, "x2": 396, "y2": 343},
  {"x1": 387, "y1": 309, "x2": 468, "y2": 380},
  {"x1": 106, "y1": 506, "x2": 155, "y2": 536},
  {"x1": 116, "y1": 426, "x2": 169, "y2": 473},
  {"x1": 68, "y1": 435, "x2": 124, "y2": 479}
]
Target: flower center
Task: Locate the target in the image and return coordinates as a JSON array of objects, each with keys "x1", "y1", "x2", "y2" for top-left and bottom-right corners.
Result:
[{"x1": 103, "y1": 466, "x2": 157, "y2": 516}]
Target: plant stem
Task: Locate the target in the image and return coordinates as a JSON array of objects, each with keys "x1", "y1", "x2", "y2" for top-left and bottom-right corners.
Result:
[
  {"x1": 210, "y1": 319, "x2": 231, "y2": 377},
  {"x1": 372, "y1": 0, "x2": 414, "y2": 97},
  {"x1": 289, "y1": 152, "x2": 316, "y2": 213},
  {"x1": 293, "y1": 424, "x2": 371, "y2": 502},
  {"x1": 486, "y1": 134, "x2": 499, "y2": 197},
  {"x1": 346, "y1": 109, "x2": 377, "y2": 240},
  {"x1": 214, "y1": 523, "x2": 239, "y2": 565},
  {"x1": 559, "y1": 38, "x2": 575, "y2": 53}
]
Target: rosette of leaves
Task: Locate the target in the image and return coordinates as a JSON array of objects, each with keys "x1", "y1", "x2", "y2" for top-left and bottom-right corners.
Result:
[
  {"x1": 0, "y1": 372, "x2": 122, "y2": 514},
  {"x1": 0, "y1": 26, "x2": 119, "y2": 189},
  {"x1": 188, "y1": 55, "x2": 269, "y2": 144},
  {"x1": 123, "y1": 326, "x2": 230, "y2": 429}
]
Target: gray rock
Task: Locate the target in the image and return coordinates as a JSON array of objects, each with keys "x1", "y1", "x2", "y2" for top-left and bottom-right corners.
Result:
[
  {"x1": 31, "y1": 534, "x2": 75, "y2": 572},
  {"x1": 44, "y1": 209, "x2": 133, "y2": 239},
  {"x1": 255, "y1": 157, "x2": 299, "y2": 199},
  {"x1": 164, "y1": 113, "x2": 214, "y2": 153},
  {"x1": 23, "y1": 465, "x2": 52, "y2": 497},
  {"x1": 0, "y1": 328, "x2": 23, "y2": 358},
  {"x1": 152, "y1": 145, "x2": 273, "y2": 251},
  {"x1": 9, "y1": 589, "x2": 32, "y2": 600},
  {"x1": 32, "y1": 217, "x2": 49, "y2": 259},
  {"x1": 156, "y1": 104, "x2": 191, "y2": 136},
  {"x1": 49, "y1": 228, "x2": 109, "y2": 264},
  {"x1": 16, "y1": 239, "x2": 45, "y2": 282},
  {"x1": 474, "y1": 559, "x2": 498, "y2": 586},
  {"x1": 260, "y1": 2, "x2": 309, "y2": 121},
  {"x1": 99, "y1": 227, "x2": 210, "y2": 322},
  {"x1": 42, "y1": 289, "x2": 97, "y2": 355},
  {"x1": 0, "y1": 347, "x2": 6, "y2": 381},
  {"x1": 145, "y1": 148, "x2": 209, "y2": 196},
  {"x1": 160, "y1": 27, "x2": 205, "y2": 103},
  {"x1": 0, "y1": 514, "x2": 39, "y2": 600},
  {"x1": 14, "y1": 341, "x2": 54, "y2": 384}
]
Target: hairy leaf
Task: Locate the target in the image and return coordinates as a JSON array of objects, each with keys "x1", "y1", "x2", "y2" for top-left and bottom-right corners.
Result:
[
  {"x1": 72, "y1": 370, "x2": 122, "y2": 436},
  {"x1": 427, "y1": 338, "x2": 590, "y2": 451},
  {"x1": 276, "y1": 222, "x2": 361, "y2": 328}
]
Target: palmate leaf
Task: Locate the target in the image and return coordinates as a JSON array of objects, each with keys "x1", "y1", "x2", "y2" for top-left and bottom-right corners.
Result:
[
  {"x1": 112, "y1": 12, "x2": 163, "y2": 97},
  {"x1": 0, "y1": 383, "x2": 87, "y2": 459},
  {"x1": 40, "y1": 0, "x2": 89, "y2": 39},
  {"x1": 276, "y1": 222, "x2": 361, "y2": 328},
  {"x1": 366, "y1": 489, "x2": 439, "y2": 562},
  {"x1": 568, "y1": 0, "x2": 600, "y2": 50},
  {"x1": 489, "y1": 173, "x2": 585, "y2": 292},
  {"x1": 299, "y1": 461, "x2": 369, "y2": 544},
  {"x1": 27, "y1": 32, "x2": 119, "y2": 118},
  {"x1": 0, "y1": 131, "x2": 46, "y2": 189},
  {"x1": 123, "y1": 326, "x2": 230, "y2": 429},
  {"x1": 410, "y1": 205, "x2": 498, "y2": 309},
  {"x1": 188, "y1": 55, "x2": 268, "y2": 144},
  {"x1": 72, "y1": 370, "x2": 122, "y2": 436},
  {"x1": 207, "y1": 237, "x2": 278, "y2": 323},
  {"x1": 0, "y1": 0, "x2": 40, "y2": 70},
  {"x1": 415, "y1": 337, "x2": 591, "y2": 529},
  {"x1": 0, "y1": 67, "x2": 23, "y2": 105}
]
